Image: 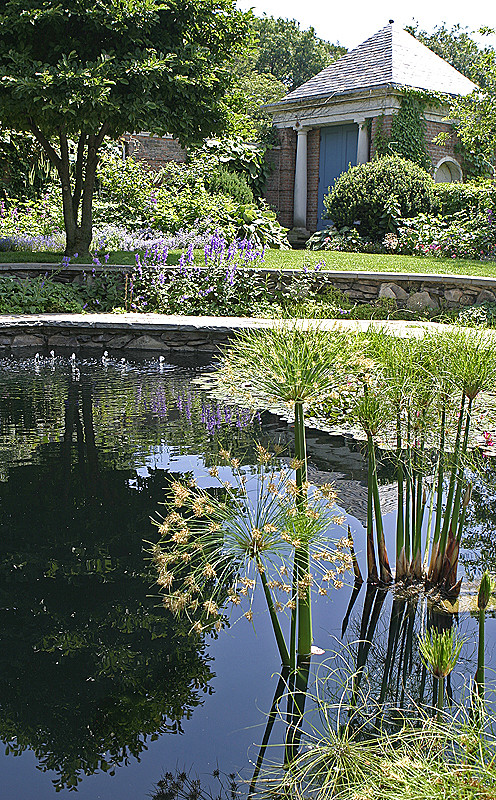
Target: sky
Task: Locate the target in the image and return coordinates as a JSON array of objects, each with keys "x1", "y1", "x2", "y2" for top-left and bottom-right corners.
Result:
[{"x1": 236, "y1": 0, "x2": 495, "y2": 50}]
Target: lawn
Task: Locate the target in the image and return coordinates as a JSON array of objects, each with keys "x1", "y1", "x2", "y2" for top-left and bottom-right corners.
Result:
[{"x1": 2, "y1": 248, "x2": 496, "y2": 278}]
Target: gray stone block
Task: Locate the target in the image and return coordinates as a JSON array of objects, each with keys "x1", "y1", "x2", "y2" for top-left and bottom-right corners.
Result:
[
  {"x1": 476, "y1": 289, "x2": 496, "y2": 305},
  {"x1": 444, "y1": 288, "x2": 463, "y2": 304},
  {"x1": 406, "y1": 291, "x2": 439, "y2": 312},
  {"x1": 11, "y1": 334, "x2": 45, "y2": 348},
  {"x1": 378, "y1": 282, "x2": 409, "y2": 301},
  {"x1": 125, "y1": 335, "x2": 165, "y2": 350}
]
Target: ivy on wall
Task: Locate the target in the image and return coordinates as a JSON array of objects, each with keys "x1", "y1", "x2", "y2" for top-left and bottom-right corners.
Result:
[{"x1": 373, "y1": 90, "x2": 434, "y2": 171}]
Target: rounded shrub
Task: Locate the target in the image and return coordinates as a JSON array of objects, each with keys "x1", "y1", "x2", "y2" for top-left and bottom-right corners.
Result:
[
  {"x1": 205, "y1": 167, "x2": 254, "y2": 204},
  {"x1": 323, "y1": 156, "x2": 435, "y2": 240}
]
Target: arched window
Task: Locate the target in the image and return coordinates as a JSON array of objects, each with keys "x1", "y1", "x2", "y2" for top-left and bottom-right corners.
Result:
[{"x1": 434, "y1": 157, "x2": 463, "y2": 183}]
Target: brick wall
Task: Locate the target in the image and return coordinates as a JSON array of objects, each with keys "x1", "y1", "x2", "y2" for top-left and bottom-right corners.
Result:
[
  {"x1": 424, "y1": 119, "x2": 464, "y2": 173},
  {"x1": 123, "y1": 134, "x2": 187, "y2": 169},
  {"x1": 264, "y1": 128, "x2": 296, "y2": 229}
]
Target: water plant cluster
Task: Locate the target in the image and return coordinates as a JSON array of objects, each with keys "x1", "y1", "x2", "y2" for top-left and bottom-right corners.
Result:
[{"x1": 151, "y1": 322, "x2": 496, "y2": 797}]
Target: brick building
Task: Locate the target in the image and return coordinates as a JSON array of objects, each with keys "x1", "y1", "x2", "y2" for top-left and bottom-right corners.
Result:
[
  {"x1": 264, "y1": 22, "x2": 477, "y2": 238},
  {"x1": 122, "y1": 132, "x2": 187, "y2": 169}
]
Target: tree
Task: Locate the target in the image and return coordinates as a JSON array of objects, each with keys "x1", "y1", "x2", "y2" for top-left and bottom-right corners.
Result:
[
  {"x1": 0, "y1": 0, "x2": 249, "y2": 257},
  {"x1": 253, "y1": 16, "x2": 346, "y2": 91}
]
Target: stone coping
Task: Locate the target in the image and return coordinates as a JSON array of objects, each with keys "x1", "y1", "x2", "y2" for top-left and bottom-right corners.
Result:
[
  {"x1": 2, "y1": 261, "x2": 496, "y2": 288},
  {"x1": 0, "y1": 313, "x2": 457, "y2": 337}
]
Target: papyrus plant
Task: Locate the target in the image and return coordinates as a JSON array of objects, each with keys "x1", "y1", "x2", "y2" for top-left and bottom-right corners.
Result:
[
  {"x1": 354, "y1": 327, "x2": 496, "y2": 595},
  {"x1": 418, "y1": 627, "x2": 463, "y2": 720},
  {"x1": 152, "y1": 446, "x2": 351, "y2": 669},
  {"x1": 217, "y1": 323, "x2": 351, "y2": 663}
]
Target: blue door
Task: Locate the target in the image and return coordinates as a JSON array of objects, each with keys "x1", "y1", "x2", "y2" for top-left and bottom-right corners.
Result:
[{"x1": 317, "y1": 124, "x2": 358, "y2": 229}]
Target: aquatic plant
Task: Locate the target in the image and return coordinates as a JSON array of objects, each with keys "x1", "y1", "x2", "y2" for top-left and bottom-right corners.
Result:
[
  {"x1": 418, "y1": 627, "x2": 463, "y2": 719},
  {"x1": 217, "y1": 323, "x2": 351, "y2": 664},
  {"x1": 354, "y1": 326, "x2": 496, "y2": 595},
  {"x1": 152, "y1": 445, "x2": 351, "y2": 669},
  {"x1": 272, "y1": 696, "x2": 496, "y2": 800},
  {"x1": 476, "y1": 571, "x2": 494, "y2": 698}
]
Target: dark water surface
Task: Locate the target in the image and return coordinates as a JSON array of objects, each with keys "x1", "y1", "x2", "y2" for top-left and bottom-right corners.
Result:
[{"x1": 0, "y1": 353, "x2": 495, "y2": 799}]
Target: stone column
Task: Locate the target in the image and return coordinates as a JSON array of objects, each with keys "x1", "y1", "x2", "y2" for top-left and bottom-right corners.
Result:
[
  {"x1": 355, "y1": 118, "x2": 369, "y2": 164},
  {"x1": 292, "y1": 126, "x2": 311, "y2": 231}
]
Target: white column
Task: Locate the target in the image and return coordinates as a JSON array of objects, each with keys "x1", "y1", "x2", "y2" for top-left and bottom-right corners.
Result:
[
  {"x1": 356, "y1": 118, "x2": 369, "y2": 164},
  {"x1": 293, "y1": 126, "x2": 311, "y2": 230}
]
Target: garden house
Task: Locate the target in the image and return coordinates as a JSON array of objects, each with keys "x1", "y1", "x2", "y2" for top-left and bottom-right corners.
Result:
[{"x1": 263, "y1": 21, "x2": 477, "y2": 239}]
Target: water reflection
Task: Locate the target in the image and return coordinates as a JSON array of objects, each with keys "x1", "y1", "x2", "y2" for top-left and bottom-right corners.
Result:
[
  {"x1": 0, "y1": 356, "x2": 262, "y2": 791},
  {"x1": 0, "y1": 354, "x2": 492, "y2": 797}
]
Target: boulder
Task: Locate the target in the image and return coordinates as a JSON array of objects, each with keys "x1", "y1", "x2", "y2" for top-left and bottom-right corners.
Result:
[
  {"x1": 444, "y1": 288, "x2": 463, "y2": 304},
  {"x1": 125, "y1": 335, "x2": 165, "y2": 350},
  {"x1": 11, "y1": 334, "x2": 45, "y2": 348},
  {"x1": 406, "y1": 291, "x2": 439, "y2": 312},
  {"x1": 475, "y1": 289, "x2": 496, "y2": 305},
  {"x1": 378, "y1": 282, "x2": 409, "y2": 301}
]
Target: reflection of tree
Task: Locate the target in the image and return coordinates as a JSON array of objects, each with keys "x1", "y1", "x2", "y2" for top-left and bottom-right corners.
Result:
[
  {"x1": 0, "y1": 357, "x2": 261, "y2": 479},
  {"x1": 0, "y1": 377, "x2": 216, "y2": 792}
]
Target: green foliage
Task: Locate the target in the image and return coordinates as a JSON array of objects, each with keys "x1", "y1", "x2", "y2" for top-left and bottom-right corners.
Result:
[
  {"x1": 0, "y1": 127, "x2": 57, "y2": 198},
  {"x1": 373, "y1": 94, "x2": 431, "y2": 171},
  {"x1": 197, "y1": 138, "x2": 271, "y2": 198},
  {"x1": 397, "y1": 209, "x2": 496, "y2": 260},
  {"x1": 0, "y1": 0, "x2": 251, "y2": 254},
  {"x1": 95, "y1": 154, "x2": 289, "y2": 245},
  {"x1": 223, "y1": 56, "x2": 287, "y2": 142},
  {"x1": 433, "y1": 180, "x2": 496, "y2": 215},
  {"x1": 324, "y1": 156, "x2": 435, "y2": 239},
  {"x1": 389, "y1": 94, "x2": 431, "y2": 170},
  {"x1": 418, "y1": 628, "x2": 463, "y2": 679},
  {"x1": 253, "y1": 16, "x2": 346, "y2": 90},
  {"x1": 0, "y1": 274, "x2": 83, "y2": 313},
  {"x1": 205, "y1": 168, "x2": 254, "y2": 204}
]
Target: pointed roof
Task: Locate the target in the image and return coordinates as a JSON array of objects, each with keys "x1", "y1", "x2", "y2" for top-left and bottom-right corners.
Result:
[{"x1": 274, "y1": 23, "x2": 477, "y2": 106}]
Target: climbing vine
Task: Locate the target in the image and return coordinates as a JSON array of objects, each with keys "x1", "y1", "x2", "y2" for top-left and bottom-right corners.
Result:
[{"x1": 373, "y1": 89, "x2": 442, "y2": 171}]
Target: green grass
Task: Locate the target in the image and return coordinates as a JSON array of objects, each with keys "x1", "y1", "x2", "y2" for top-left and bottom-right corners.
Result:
[{"x1": 2, "y1": 248, "x2": 496, "y2": 277}]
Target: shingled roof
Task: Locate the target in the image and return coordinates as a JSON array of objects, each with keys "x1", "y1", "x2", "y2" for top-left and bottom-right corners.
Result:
[{"x1": 275, "y1": 23, "x2": 477, "y2": 106}]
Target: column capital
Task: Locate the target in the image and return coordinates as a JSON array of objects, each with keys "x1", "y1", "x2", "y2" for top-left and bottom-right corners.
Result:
[
  {"x1": 293, "y1": 124, "x2": 312, "y2": 133},
  {"x1": 354, "y1": 116, "x2": 368, "y2": 126}
]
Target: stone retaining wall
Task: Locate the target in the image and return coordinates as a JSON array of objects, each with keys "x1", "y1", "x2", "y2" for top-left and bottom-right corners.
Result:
[
  {"x1": 3, "y1": 263, "x2": 496, "y2": 311},
  {"x1": 0, "y1": 315, "x2": 243, "y2": 353}
]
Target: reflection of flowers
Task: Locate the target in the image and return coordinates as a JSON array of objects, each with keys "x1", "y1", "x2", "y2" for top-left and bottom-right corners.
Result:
[{"x1": 137, "y1": 383, "x2": 261, "y2": 436}]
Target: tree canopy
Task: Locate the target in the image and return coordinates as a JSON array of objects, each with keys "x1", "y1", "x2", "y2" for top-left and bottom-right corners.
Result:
[
  {"x1": 0, "y1": 0, "x2": 250, "y2": 255},
  {"x1": 253, "y1": 15, "x2": 346, "y2": 91}
]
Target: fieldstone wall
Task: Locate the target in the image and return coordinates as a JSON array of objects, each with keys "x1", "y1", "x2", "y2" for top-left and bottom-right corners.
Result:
[{"x1": 3, "y1": 263, "x2": 496, "y2": 312}]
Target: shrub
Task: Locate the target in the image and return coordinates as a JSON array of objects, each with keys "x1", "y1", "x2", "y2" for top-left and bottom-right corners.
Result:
[
  {"x1": 204, "y1": 167, "x2": 254, "y2": 204},
  {"x1": 433, "y1": 179, "x2": 496, "y2": 216},
  {"x1": 324, "y1": 156, "x2": 435, "y2": 240},
  {"x1": 0, "y1": 275, "x2": 83, "y2": 313}
]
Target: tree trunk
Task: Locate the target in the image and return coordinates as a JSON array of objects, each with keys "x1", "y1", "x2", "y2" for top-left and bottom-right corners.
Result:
[{"x1": 28, "y1": 121, "x2": 108, "y2": 261}]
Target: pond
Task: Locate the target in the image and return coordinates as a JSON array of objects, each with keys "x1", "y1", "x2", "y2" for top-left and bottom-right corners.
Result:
[{"x1": 0, "y1": 352, "x2": 495, "y2": 799}]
